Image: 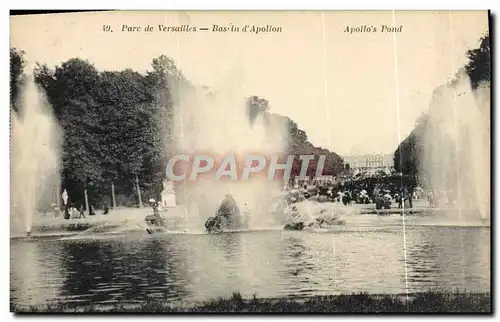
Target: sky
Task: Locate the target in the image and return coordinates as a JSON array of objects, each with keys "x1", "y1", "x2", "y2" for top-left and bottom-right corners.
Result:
[{"x1": 10, "y1": 11, "x2": 489, "y2": 156}]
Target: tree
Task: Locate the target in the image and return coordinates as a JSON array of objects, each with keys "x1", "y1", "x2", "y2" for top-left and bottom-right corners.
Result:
[
  {"x1": 394, "y1": 32, "x2": 490, "y2": 181},
  {"x1": 263, "y1": 113, "x2": 343, "y2": 179},
  {"x1": 393, "y1": 113, "x2": 428, "y2": 175},
  {"x1": 465, "y1": 34, "x2": 490, "y2": 89},
  {"x1": 34, "y1": 59, "x2": 103, "y2": 207},
  {"x1": 96, "y1": 69, "x2": 165, "y2": 204},
  {"x1": 10, "y1": 48, "x2": 26, "y2": 111},
  {"x1": 27, "y1": 52, "x2": 345, "y2": 206},
  {"x1": 34, "y1": 58, "x2": 100, "y2": 120},
  {"x1": 247, "y1": 96, "x2": 269, "y2": 125},
  {"x1": 145, "y1": 56, "x2": 181, "y2": 193},
  {"x1": 151, "y1": 54, "x2": 184, "y2": 80}
]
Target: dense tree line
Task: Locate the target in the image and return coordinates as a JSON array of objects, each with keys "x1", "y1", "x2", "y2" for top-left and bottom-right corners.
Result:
[
  {"x1": 394, "y1": 33, "x2": 490, "y2": 180},
  {"x1": 10, "y1": 51, "x2": 344, "y2": 209},
  {"x1": 246, "y1": 96, "x2": 344, "y2": 178}
]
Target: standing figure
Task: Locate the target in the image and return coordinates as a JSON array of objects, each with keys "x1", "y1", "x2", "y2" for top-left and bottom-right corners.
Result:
[
  {"x1": 428, "y1": 190, "x2": 435, "y2": 208},
  {"x1": 63, "y1": 204, "x2": 70, "y2": 220},
  {"x1": 146, "y1": 198, "x2": 165, "y2": 227},
  {"x1": 78, "y1": 205, "x2": 86, "y2": 219},
  {"x1": 395, "y1": 192, "x2": 402, "y2": 209}
]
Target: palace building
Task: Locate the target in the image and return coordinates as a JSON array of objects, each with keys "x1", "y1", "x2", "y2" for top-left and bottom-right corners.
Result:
[{"x1": 342, "y1": 153, "x2": 394, "y2": 175}]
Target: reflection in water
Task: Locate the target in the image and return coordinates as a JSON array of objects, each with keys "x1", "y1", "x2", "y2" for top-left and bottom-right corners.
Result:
[
  {"x1": 279, "y1": 235, "x2": 321, "y2": 296},
  {"x1": 10, "y1": 240, "x2": 64, "y2": 306},
  {"x1": 32, "y1": 237, "x2": 188, "y2": 308},
  {"x1": 179, "y1": 232, "x2": 245, "y2": 301},
  {"x1": 278, "y1": 230, "x2": 406, "y2": 295},
  {"x1": 405, "y1": 238, "x2": 442, "y2": 290},
  {"x1": 238, "y1": 231, "x2": 282, "y2": 299},
  {"x1": 405, "y1": 227, "x2": 490, "y2": 293},
  {"x1": 10, "y1": 220, "x2": 491, "y2": 308}
]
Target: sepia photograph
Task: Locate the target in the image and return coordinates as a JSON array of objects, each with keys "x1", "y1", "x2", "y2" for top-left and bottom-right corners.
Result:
[{"x1": 9, "y1": 10, "x2": 491, "y2": 313}]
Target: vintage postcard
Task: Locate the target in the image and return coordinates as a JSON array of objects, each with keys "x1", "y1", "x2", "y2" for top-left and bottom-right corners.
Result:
[{"x1": 9, "y1": 10, "x2": 491, "y2": 313}]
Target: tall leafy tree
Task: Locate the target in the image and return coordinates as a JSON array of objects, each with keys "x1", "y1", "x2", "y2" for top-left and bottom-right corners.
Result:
[
  {"x1": 144, "y1": 55, "x2": 186, "y2": 193},
  {"x1": 465, "y1": 34, "x2": 490, "y2": 89},
  {"x1": 34, "y1": 58, "x2": 103, "y2": 206},
  {"x1": 394, "y1": 32, "x2": 490, "y2": 180},
  {"x1": 10, "y1": 48, "x2": 26, "y2": 111}
]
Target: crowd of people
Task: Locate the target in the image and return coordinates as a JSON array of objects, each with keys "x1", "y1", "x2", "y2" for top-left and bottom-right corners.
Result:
[
  {"x1": 282, "y1": 175, "x2": 422, "y2": 210},
  {"x1": 46, "y1": 203, "x2": 109, "y2": 219}
]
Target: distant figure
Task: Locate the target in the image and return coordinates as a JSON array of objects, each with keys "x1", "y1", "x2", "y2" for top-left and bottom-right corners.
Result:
[
  {"x1": 383, "y1": 192, "x2": 392, "y2": 209},
  {"x1": 404, "y1": 187, "x2": 413, "y2": 208},
  {"x1": 394, "y1": 192, "x2": 402, "y2": 208},
  {"x1": 337, "y1": 191, "x2": 344, "y2": 203},
  {"x1": 63, "y1": 205, "x2": 70, "y2": 220},
  {"x1": 150, "y1": 198, "x2": 159, "y2": 213},
  {"x1": 78, "y1": 205, "x2": 86, "y2": 219},
  {"x1": 145, "y1": 198, "x2": 165, "y2": 228},
  {"x1": 341, "y1": 191, "x2": 351, "y2": 206},
  {"x1": 327, "y1": 188, "x2": 334, "y2": 200},
  {"x1": 428, "y1": 190, "x2": 436, "y2": 208},
  {"x1": 359, "y1": 189, "x2": 370, "y2": 204},
  {"x1": 375, "y1": 194, "x2": 384, "y2": 210},
  {"x1": 103, "y1": 205, "x2": 109, "y2": 215},
  {"x1": 89, "y1": 205, "x2": 96, "y2": 216}
]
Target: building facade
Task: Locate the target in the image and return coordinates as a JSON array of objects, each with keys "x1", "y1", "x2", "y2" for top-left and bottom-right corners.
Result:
[{"x1": 342, "y1": 153, "x2": 395, "y2": 175}]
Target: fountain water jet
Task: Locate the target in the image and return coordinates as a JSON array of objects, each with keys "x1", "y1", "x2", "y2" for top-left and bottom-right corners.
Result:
[
  {"x1": 11, "y1": 74, "x2": 61, "y2": 236},
  {"x1": 418, "y1": 70, "x2": 490, "y2": 224},
  {"x1": 165, "y1": 71, "x2": 288, "y2": 232}
]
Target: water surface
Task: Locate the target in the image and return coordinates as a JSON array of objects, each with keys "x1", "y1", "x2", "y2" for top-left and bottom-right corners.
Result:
[{"x1": 10, "y1": 215, "x2": 490, "y2": 308}]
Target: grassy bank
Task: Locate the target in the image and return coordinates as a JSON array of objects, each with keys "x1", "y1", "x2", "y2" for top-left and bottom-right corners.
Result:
[{"x1": 13, "y1": 291, "x2": 491, "y2": 313}]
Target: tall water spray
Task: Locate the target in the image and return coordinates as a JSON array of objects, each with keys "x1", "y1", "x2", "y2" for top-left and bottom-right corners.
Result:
[
  {"x1": 418, "y1": 70, "x2": 490, "y2": 223},
  {"x1": 166, "y1": 74, "x2": 288, "y2": 232},
  {"x1": 11, "y1": 74, "x2": 61, "y2": 235}
]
